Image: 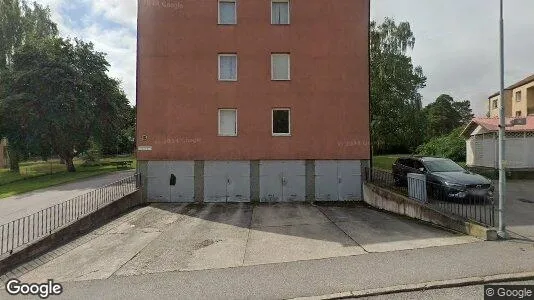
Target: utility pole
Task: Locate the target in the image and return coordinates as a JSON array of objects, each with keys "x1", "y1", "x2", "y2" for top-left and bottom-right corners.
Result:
[{"x1": 498, "y1": 0, "x2": 506, "y2": 238}]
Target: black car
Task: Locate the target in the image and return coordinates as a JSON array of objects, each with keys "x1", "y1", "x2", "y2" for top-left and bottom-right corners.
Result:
[{"x1": 392, "y1": 156, "x2": 494, "y2": 201}]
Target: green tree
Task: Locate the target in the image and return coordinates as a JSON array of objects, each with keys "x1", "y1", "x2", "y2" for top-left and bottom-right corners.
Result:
[
  {"x1": 452, "y1": 100, "x2": 474, "y2": 125},
  {"x1": 0, "y1": 38, "x2": 130, "y2": 172},
  {"x1": 423, "y1": 94, "x2": 473, "y2": 139},
  {"x1": 371, "y1": 18, "x2": 427, "y2": 154},
  {"x1": 0, "y1": 0, "x2": 58, "y2": 171},
  {"x1": 100, "y1": 105, "x2": 135, "y2": 156},
  {"x1": 0, "y1": 0, "x2": 23, "y2": 70}
]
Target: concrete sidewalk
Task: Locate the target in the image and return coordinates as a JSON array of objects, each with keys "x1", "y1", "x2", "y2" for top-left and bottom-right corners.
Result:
[
  {"x1": 1, "y1": 202, "x2": 533, "y2": 299},
  {"x1": 7, "y1": 239, "x2": 534, "y2": 300},
  {"x1": 0, "y1": 170, "x2": 134, "y2": 226},
  {"x1": 2, "y1": 203, "x2": 476, "y2": 283}
]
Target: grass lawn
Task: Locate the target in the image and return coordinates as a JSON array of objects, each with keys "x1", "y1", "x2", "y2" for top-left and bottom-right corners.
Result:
[
  {"x1": 0, "y1": 157, "x2": 136, "y2": 199},
  {"x1": 372, "y1": 154, "x2": 407, "y2": 171}
]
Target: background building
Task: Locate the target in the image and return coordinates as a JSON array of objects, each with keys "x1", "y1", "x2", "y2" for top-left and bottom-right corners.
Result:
[
  {"x1": 488, "y1": 74, "x2": 534, "y2": 118},
  {"x1": 462, "y1": 117, "x2": 534, "y2": 170},
  {"x1": 136, "y1": 0, "x2": 371, "y2": 202}
]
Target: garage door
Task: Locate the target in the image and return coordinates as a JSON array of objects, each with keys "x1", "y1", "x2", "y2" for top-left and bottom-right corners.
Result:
[
  {"x1": 169, "y1": 162, "x2": 195, "y2": 202},
  {"x1": 315, "y1": 160, "x2": 362, "y2": 201},
  {"x1": 204, "y1": 161, "x2": 250, "y2": 203},
  {"x1": 260, "y1": 161, "x2": 306, "y2": 202},
  {"x1": 146, "y1": 161, "x2": 195, "y2": 203},
  {"x1": 147, "y1": 161, "x2": 170, "y2": 202}
]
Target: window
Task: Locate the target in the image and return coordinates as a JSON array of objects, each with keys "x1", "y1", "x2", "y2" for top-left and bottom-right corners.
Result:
[
  {"x1": 218, "y1": 109, "x2": 237, "y2": 136},
  {"x1": 218, "y1": 54, "x2": 237, "y2": 81},
  {"x1": 424, "y1": 159, "x2": 465, "y2": 172},
  {"x1": 516, "y1": 111, "x2": 522, "y2": 117},
  {"x1": 492, "y1": 99, "x2": 498, "y2": 109},
  {"x1": 272, "y1": 109, "x2": 290, "y2": 136},
  {"x1": 412, "y1": 160, "x2": 425, "y2": 171},
  {"x1": 516, "y1": 91, "x2": 522, "y2": 102},
  {"x1": 219, "y1": 0, "x2": 236, "y2": 25},
  {"x1": 272, "y1": 0, "x2": 290, "y2": 25},
  {"x1": 271, "y1": 53, "x2": 290, "y2": 80}
]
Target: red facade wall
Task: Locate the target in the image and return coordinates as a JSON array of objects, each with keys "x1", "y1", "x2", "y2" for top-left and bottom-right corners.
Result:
[{"x1": 137, "y1": 0, "x2": 370, "y2": 161}]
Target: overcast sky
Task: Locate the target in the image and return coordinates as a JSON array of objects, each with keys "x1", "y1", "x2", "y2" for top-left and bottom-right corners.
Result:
[{"x1": 36, "y1": 0, "x2": 534, "y2": 116}]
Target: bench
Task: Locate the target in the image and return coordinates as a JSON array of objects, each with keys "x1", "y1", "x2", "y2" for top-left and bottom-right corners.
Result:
[{"x1": 110, "y1": 160, "x2": 133, "y2": 169}]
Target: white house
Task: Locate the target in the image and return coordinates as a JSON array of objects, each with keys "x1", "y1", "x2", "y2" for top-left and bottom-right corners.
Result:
[{"x1": 462, "y1": 116, "x2": 534, "y2": 170}]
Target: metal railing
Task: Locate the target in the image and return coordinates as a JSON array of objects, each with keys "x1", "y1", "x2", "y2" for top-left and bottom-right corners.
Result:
[
  {"x1": 365, "y1": 168, "x2": 495, "y2": 227},
  {"x1": 0, "y1": 173, "x2": 141, "y2": 257}
]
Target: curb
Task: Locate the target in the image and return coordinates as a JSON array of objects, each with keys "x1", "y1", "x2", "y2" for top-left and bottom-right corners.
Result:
[{"x1": 289, "y1": 271, "x2": 534, "y2": 300}]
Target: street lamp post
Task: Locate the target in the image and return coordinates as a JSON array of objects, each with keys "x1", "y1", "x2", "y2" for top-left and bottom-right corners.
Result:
[{"x1": 498, "y1": 0, "x2": 506, "y2": 238}]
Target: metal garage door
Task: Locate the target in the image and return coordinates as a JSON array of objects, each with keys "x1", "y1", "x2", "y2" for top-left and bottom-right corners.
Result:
[
  {"x1": 338, "y1": 160, "x2": 362, "y2": 201},
  {"x1": 147, "y1": 161, "x2": 170, "y2": 202},
  {"x1": 315, "y1": 160, "x2": 362, "y2": 201},
  {"x1": 169, "y1": 162, "x2": 195, "y2": 202},
  {"x1": 146, "y1": 161, "x2": 195, "y2": 203},
  {"x1": 204, "y1": 161, "x2": 250, "y2": 203},
  {"x1": 260, "y1": 161, "x2": 306, "y2": 202}
]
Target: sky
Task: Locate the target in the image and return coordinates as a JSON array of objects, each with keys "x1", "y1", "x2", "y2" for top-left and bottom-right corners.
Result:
[{"x1": 36, "y1": 0, "x2": 534, "y2": 116}]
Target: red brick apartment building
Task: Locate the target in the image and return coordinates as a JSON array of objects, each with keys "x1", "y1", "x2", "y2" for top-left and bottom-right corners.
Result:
[{"x1": 136, "y1": 0, "x2": 370, "y2": 202}]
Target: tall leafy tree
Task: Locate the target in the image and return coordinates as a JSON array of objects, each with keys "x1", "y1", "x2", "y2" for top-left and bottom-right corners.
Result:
[
  {"x1": 101, "y1": 105, "x2": 136, "y2": 155},
  {"x1": 0, "y1": 38, "x2": 130, "y2": 172},
  {"x1": 423, "y1": 94, "x2": 473, "y2": 139},
  {"x1": 0, "y1": 0, "x2": 23, "y2": 70},
  {"x1": 0, "y1": 0, "x2": 57, "y2": 70},
  {"x1": 452, "y1": 100, "x2": 474, "y2": 125},
  {"x1": 0, "y1": 0, "x2": 58, "y2": 170},
  {"x1": 371, "y1": 18, "x2": 427, "y2": 154}
]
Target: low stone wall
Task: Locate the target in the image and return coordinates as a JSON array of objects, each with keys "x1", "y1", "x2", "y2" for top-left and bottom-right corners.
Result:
[
  {"x1": 363, "y1": 183, "x2": 498, "y2": 241},
  {"x1": 0, "y1": 190, "x2": 144, "y2": 275}
]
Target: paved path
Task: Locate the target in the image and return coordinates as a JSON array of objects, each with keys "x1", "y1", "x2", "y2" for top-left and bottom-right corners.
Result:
[
  {"x1": 0, "y1": 170, "x2": 134, "y2": 226},
  {"x1": 0, "y1": 180, "x2": 532, "y2": 299},
  {"x1": 0, "y1": 203, "x2": 485, "y2": 299},
  {"x1": 498, "y1": 180, "x2": 534, "y2": 239},
  {"x1": 360, "y1": 280, "x2": 534, "y2": 300},
  {"x1": 3, "y1": 238, "x2": 534, "y2": 299}
]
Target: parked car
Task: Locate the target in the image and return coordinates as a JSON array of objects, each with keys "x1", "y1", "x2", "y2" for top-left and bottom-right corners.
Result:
[{"x1": 392, "y1": 156, "x2": 494, "y2": 201}]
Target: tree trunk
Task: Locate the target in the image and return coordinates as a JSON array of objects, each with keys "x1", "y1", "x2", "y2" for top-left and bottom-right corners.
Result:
[
  {"x1": 8, "y1": 149, "x2": 19, "y2": 172},
  {"x1": 65, "y1": 156, "x2": 76, "y2": 172}
]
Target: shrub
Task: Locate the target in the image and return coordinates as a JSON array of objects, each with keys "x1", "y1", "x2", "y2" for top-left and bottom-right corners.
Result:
[
  {"x1": 417, "y1": 127, "x2": 466, "y2": 162},
  {"x1": 82, "y1": 138, "x2": 102, "y2": 166}
]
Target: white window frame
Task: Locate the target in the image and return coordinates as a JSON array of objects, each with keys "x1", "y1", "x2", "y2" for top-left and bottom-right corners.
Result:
[
  {"x1": 272, "y1": 108, "x2": 291, "y2": 136},
  {"x1": 271, "y1": 53, "x2": 291, "y2": 81},
  {"x1": 218, "y1": 54, "x2": 237, "y2": 81},
  {"x1": 271, "y1": 0, "x2": 290, "y2": 25},
  {"x1": 218, "y1": 0, "x2": 237, "y2": 25},
  {"x1": 218, "y1": 109, "x2": 238, "y2": 137}
]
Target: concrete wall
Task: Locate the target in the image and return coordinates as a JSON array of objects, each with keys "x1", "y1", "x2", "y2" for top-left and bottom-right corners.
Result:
[
  {"x1": 143, "y1": 159, "x2": 365, "y2": 203},
  {"x1": 362, "y1": 183, "x2": 497, "y2": 241},
  {"x1": 136, "y1": 0, "x2": 370, "y2": 161}
]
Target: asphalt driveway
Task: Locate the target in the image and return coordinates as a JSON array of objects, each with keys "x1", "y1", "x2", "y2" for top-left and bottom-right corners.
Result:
[
  {"x1": 0, "y1": 170, "x2": 134, "y2": 226},
  {"x1": 500, "y1": 180, "x2": 534, "y2": 238},
  {"x1": 6, "y1": 203, "x2": 478, "y2": 284}
]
